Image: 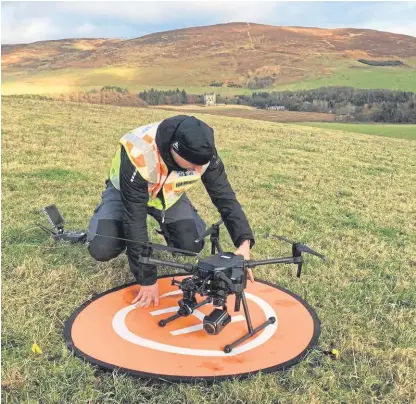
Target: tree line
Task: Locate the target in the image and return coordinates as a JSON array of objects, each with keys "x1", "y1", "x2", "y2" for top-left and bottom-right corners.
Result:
[
  {"x1": 8, "y1": 86, "x2": 415, "y2": 123},
  {"x1": 220, "y1": 87, "x2": 416, "y2": 123},
  {"x1": 138, "y1": 87, "x2": 415, "y2": 123},
  {"x1": 138, "y1": 88, "x2": 204, "y2": 105}
]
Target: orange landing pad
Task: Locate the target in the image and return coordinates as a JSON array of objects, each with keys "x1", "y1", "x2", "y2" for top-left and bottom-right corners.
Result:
[{"x1": 65, "y1": 275, "x2": 320, "y2": 382}]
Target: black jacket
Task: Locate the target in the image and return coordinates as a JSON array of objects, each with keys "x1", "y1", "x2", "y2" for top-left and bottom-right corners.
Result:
[{"x1": 119, "y1": 116, "x2": 255, "y2": 285}]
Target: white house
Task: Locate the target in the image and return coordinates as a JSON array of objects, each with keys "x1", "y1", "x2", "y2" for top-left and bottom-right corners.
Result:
[
  {"x1": 267, "y1": 106, "x2": 285, "y2": 111},
  {"x1": 204, "y1": 94, "x2": 216, "y2": 106}
]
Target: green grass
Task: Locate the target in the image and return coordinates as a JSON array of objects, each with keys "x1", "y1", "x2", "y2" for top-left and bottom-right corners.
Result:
[
  {"x1": 273, "y1": 66, "x2": 416, "y2": 92},
  {"x1": 2, "y1": 97, "x2": 416, "y2": 403},
  {"x1": 294, "y1": 122, "x2": 416, "y2": 140}
]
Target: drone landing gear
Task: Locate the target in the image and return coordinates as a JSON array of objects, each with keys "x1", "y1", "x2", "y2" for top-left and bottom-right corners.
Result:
[
  {"x1": 224, "y1": 317, "x2": 276, "y2": 353},
  {"x1": 224, "y1": 291, "x2": 276, "y2": 353},
  {"x1": 195, "y1": 219, "x2": 224, "y2": 255}
]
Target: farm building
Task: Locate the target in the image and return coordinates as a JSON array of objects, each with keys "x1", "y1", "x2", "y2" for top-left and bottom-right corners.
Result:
[{"x1": 204, "y1": 94, "x2": 216, "y2": 106}]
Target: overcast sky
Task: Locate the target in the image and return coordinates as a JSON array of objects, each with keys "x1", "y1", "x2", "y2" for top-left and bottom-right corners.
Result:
[{"x1": 2, "y1": 1, "x2": 416, "y2": 45}]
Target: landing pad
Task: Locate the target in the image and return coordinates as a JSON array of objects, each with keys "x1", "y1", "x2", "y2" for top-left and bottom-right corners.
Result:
[{"x1": 65, "y1": 275, "x2": 320, "y2": 382}]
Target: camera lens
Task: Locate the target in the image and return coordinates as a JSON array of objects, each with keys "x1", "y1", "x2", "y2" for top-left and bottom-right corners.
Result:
[{"x1": 203, "y1": 322, "x2": 216, "y2": 334}]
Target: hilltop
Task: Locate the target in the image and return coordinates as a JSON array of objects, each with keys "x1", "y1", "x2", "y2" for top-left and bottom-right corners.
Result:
[{"x1": 2, "y1": 22, "x2": 416, "y2": 94}]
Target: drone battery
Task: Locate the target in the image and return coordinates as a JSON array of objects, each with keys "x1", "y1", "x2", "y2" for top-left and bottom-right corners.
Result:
[{"x1": 203, "y1": 308, "x2": 231, "y2": 335}]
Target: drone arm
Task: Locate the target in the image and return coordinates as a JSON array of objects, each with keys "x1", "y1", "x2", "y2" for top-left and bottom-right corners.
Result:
[
  {"x1": 245, "y1": 256, "x2": 302, "y2": 268},
  {"x1": 139, "y1": 256, "x2": 196, "y2": 272}
]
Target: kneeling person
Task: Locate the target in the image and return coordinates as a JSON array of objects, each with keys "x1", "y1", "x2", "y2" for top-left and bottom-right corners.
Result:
[{"x1": 87, "y1": 115, "x2": 255, "y2": 307}]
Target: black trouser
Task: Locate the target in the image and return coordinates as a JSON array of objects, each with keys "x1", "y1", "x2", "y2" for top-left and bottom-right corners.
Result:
[{"x1": 87, "y1": 182, "x2": 206, "y2": 261}]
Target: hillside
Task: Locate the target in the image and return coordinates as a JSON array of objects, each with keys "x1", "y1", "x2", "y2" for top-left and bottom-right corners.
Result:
[{"x1": 2, "y1": 23, "x2": 416, "y2": 95}]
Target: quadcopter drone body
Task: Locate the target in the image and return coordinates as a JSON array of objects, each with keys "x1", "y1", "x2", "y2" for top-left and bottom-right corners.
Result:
[
  {"x1": 38, "y1": 204, "x2": 326, "y2": 353},
  {"x1": 141, "y1": 251, "x2": 277, "y2": 353}
]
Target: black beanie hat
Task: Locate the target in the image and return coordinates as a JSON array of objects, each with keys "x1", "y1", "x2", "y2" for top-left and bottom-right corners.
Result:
[{"x1": 171, "y1": 116, "x2": 215, "y2": 165}]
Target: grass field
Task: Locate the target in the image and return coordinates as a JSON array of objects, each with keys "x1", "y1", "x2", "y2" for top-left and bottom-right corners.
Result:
[
  {"x1": 155, "y1": 106, "x2": 416, "y2": 135},
  {"x1": 2, "y1": 97, "x2": 416, "y2": 403},
  {"x1": 1, "y1": 67, "x2": 255, "y2": 97},
  {"x1": 271, "y1": 66, "x2": 416, "y2": 93},
  {"x1": 154, "y1": 105, "x2": 335, "y2": 123},
  {"x1": 2, "y1": 62, "x2": 416, "y2": 96},
  {"x1": 295, "y1": 123, "x2": 416, "y2": 141}
]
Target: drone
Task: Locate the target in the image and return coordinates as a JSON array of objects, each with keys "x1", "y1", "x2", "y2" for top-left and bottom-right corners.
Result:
[{"x1": 38, "y1": 204, "x2": 327, "y2": 354}]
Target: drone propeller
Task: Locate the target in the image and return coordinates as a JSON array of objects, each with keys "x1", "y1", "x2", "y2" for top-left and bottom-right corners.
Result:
[
  {"x1": 265, "y1": 233, "x2": 327, "y2": 262},
  {"x1": 293, "y1": 243, "x2": 327, "y2": 262}
]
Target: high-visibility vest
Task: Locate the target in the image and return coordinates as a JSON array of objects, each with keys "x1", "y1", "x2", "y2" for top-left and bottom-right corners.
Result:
[{"x1": 109, "y1": 122, "x2": 210, "y2": 210}]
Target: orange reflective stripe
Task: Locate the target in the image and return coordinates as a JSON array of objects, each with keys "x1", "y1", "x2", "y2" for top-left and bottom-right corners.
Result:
[
  {"x1": 164, "y1": 183, "x2": 173, "y2": 193},
  {"x1": 133, "y1": 154, "x2": 146, "y2": 167},
  {"x1": 143, "y1": 134, "x2": 153, "y2": 144},
  {"x1": 125, "y1": 142, "x2": 134, "y2": 154},
  {"x1": 149, "y1": 183, "x2": 159, "y2": 197}
]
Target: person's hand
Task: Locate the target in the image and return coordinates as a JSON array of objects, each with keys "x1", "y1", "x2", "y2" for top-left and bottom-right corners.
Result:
[
  {"x1": 132, "y1": 283, "x2": 160, "y2": 308},
  {"x1": 234, "y1": 240, "x2": 255, "y2": 283}
]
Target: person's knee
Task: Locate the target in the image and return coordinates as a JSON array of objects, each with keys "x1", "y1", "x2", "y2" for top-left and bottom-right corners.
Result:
[
  {"x1": 166, "y1": 219, "x2": 205, "y2": 253},
  {"x1": 178, "y1": 237, "x2": 205, "y2": 253},
  {"x1": 88, "y1": 238, "x2": 122, "y2": 261},
  {"x1": 87, "y1": 219, "x2": 125, "y2": 261}
]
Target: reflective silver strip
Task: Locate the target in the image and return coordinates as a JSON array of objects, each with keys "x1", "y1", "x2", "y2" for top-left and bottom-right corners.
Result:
[
  {"x1": 122, "y1": 133, "x2": 149, "y2": 152},
  {"x1": 143, "y1": 148, "x2": 158, "y2": 182}
]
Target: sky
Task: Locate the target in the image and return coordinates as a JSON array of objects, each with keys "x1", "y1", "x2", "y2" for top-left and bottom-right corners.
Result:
[{"x1": 2, "y1": 1, "x2": 416, "y2": 45}]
